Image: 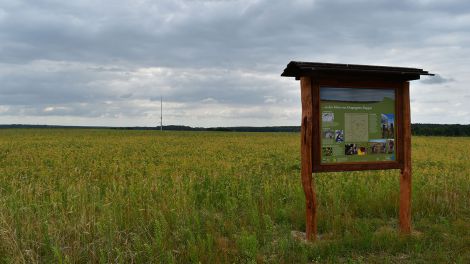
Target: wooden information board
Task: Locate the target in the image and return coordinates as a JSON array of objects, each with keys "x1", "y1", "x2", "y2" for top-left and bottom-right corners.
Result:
[{"x1": 282, "y1": 61, "x2": 433, "y2": 241}]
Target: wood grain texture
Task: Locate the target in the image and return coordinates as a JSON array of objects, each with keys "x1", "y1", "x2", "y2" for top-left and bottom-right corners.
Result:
[
  {"x1": 311, "y1": 80, "x2": 321, "y2": 173},
  {"x1": 300, "y1": 76, "x2": 317, "y2": 241},
  {"x1": 396, "y1": 85, "x2": 405, "y2": 168},
  {"x1": 399, "y1": 81, "x2": 412, "y2": 234}
]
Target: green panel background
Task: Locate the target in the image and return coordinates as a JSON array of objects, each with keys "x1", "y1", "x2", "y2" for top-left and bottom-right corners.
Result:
[{"x1": 320, "y1": 88, "x2": 396, "y2": 164}]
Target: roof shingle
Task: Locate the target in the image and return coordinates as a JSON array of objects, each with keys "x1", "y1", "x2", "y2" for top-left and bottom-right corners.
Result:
[{"x1": 281, "y1": 61, "x2": 434, "y2": 81}]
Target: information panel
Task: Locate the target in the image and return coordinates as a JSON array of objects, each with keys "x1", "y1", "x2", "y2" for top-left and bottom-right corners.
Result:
[{"x1": 320, "y1": 87, "x2": 396, "y2": 163}]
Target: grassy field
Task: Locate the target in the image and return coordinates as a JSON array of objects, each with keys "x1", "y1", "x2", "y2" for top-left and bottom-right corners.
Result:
[{"x1": 0, "y1": 129, "x2": 469, "y2": 263}]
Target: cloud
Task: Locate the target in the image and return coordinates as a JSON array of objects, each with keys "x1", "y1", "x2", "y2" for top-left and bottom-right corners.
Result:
[
  {"x1": 419, "y1": 100, "x2": 449, "y2": 104},
  {"x1": 0, "y1": 0, "x2": 469, "y2": 125},
  {"x1": 0, "y1": 59, "x2": 299, "y2": 126},
  {"x1": 420, "y1": 74, "x2": 455, "y2": 85}
]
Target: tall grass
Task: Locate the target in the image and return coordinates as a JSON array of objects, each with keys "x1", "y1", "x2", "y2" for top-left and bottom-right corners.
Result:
[{"x1": 0, "y1": 129, "x2": 468, "y2": 263}]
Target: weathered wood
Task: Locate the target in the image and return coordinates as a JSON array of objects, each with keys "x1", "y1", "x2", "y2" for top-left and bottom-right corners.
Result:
[
  {"x1": 281, "y1": 61, "x2": 433, "y2": 80},
  {"x1": 396, "y1": 86, "x2": 405, "y2": 168},
  {"x1": 312, "y1": 78, "x2": 403, "y2": 89},
  {"x1": 300, "y1": 76, "x2": 317, "y2": 241},
  {"x1": 399, "y1": 81, "x2": 412, "y2": 234},
  {"x1": 311, "y1": 80, "x2": 321, "y2": 173}
]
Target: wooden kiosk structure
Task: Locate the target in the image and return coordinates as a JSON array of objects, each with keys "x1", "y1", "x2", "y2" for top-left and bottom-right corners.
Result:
[{"x1": 281, "y1": 61, "x2": 433, "y2": 241}]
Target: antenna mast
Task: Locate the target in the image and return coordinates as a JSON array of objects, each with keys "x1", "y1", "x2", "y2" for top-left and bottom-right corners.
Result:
[{"x1": 160, "y1": 96, "x2": 163, "y2": 131}]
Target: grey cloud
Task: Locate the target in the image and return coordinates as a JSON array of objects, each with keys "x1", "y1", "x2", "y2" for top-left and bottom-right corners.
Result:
[
  {"x1": 420, "y1": 74, "x2": 454, "y2": 85},
  {"x1": 419, "y1": 100, "x2": 449, "y2": 104},
  {"x1": 0, "y1": 0, "x2": 469, "y2": 126},
  {"x1": 0, "y1": 1, "x2": 468, "y2": 71},
  {"x1": 120, "y1": 93, "x2": 133, "y2": 99},
  {"x1": 0, "y1": 0, "x2": 454, "y2": 67},
  {"x1": 0, "y1": 60, "x2": 297, "y2": 119},
  {"x1": 0, "y1": 61, "x2": 128, "y2": 105}
]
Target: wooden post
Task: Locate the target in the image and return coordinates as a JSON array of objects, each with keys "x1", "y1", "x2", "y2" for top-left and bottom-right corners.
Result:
[
  {"x1": 399, "y1": 81, "x2": 412, "y2": 234},
  {"x1": 300, "y1": 77, "x2": 317, "y2": 240}
]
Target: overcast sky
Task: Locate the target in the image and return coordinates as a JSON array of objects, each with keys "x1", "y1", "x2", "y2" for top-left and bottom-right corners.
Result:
[{"x1": 1, "y1": 0, "x2": 469, "y2": 127}]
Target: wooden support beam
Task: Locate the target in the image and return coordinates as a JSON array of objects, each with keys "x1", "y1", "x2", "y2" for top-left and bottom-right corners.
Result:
[
  {"x1": 399, "y1": 81, "x2": 412, "y2": 234},
  {"x1": 300, "y1": 77, "x2": 317, "y2": 240}
]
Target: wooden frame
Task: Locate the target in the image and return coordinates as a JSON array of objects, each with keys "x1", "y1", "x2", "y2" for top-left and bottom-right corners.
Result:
[
  {"x1": 283, "y1": 61, "x2": 429, "y2": 241},
  {"x1": 284, "y1": 61, "x2": 431, "y2": 241},
  {"x1": 300, "y1": 76, "x2": 413, "y2": 241}
]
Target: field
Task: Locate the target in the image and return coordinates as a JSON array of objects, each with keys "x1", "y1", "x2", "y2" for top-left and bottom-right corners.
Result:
[{"x1": 0, "y1": 129, "x2": 469, "y2": 263}]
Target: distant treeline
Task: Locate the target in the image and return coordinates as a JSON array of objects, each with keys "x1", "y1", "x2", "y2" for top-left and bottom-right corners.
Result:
[
  {"x1": 411, "y1": 123, "x2": 470, "y2": 136},
  {"x1": 124, "y1": 125, "x2": 301, "y2": 132},
  {"x1": 1, "y1": 124, "x2": 470, "y2": 136}
]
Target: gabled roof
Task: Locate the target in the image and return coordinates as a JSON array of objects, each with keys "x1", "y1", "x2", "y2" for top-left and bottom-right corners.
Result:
[{"x1": 281, "y1": 61, "x2": 434, "y2": 81}]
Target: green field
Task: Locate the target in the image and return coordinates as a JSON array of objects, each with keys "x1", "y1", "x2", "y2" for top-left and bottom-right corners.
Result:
[{"x1": 0, "y1": 129, "x2": 469, "y2": 263}]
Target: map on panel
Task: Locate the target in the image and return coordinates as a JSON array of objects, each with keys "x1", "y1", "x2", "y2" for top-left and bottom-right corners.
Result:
[
  {"x1": 320, "y1": 87, "x2": 396, "y2": 164},
  {"x1": 345, "y1": 113, "x2": 369, "y2": 142}
]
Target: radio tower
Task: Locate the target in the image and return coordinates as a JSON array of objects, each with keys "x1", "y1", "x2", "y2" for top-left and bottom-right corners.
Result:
[{"x1": 160, "y1": 96, "x2": 163, "y2": 131}]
